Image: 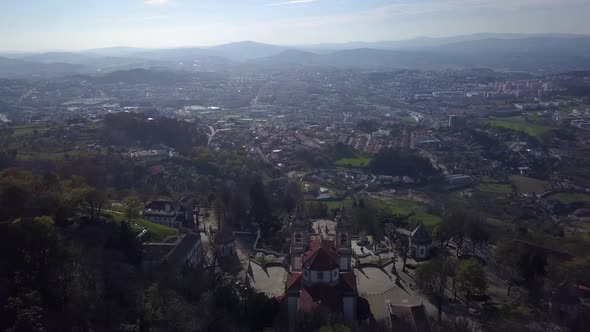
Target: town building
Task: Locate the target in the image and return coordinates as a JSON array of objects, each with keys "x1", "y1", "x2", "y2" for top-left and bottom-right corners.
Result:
[
  {"x1": 143, "y1": 196, "x2": 194, "y2": 228},
  {"x1": 284, "y1": 212, "x2": 371, "y2": 324},
  {"x1": 396, "y1": 224, "x2": 433, "y2": 260},
  {"x1": 445, "y1": 174, "x2": 475, "y2": 190},
  {"x1": 448, "y1": 114, "x2": 466, "y2": 128},
  {"x1": 142, "y1": 232, "x2": 203, "y2": 270}
]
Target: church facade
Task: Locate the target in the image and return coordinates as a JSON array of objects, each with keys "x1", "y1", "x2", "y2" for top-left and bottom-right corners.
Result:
[{"x1": 283, "y1": 212, "x2": 371, "y2": 324}]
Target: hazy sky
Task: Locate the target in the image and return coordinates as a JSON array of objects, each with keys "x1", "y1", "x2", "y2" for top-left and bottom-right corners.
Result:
[{"x1": 1, "y1": 0, "x2": 589, "y2": 51}]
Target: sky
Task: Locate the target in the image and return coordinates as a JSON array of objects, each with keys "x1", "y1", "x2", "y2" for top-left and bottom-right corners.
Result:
[{"x1": 0, "y1": 0, "x2": 589, "y2": 51}]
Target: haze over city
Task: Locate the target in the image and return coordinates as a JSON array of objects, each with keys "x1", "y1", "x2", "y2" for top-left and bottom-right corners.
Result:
[
  {"x1": 3, "y1": 1, "x2": 590, "y2": 332},
  {"x1": 1, "y1": 0, "x2": 590, "y2": 51}
]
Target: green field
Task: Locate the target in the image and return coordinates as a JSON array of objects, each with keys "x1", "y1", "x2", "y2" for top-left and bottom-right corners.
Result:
[
  {"x1": 487, "y1": 119, "x2": 553, "y2": 140},
  {"x1": 549, "y1": 192, "x2": 590, "y2": 204},
  {"x1": 136, "y1": 219, "x2": 179, "y2": 242},
  {"x1": 324, "y1": 198, "x2": 353, "y2": 211},
  {"x1": 323, "y1": 197, "x2": 441, "y2": 229},
  {"x1": 510, "y1": 175, "x2": 551, "y2": 194},
  {"x1": 108, "y1": 212, "x2": 178, "y2": 242},
  {"x1": 477, "y1": 177, "x2": 512, "y2": 194},
  {"x1": 478, "y1": 182, "x2": 512, "y2": 194},
  {"x1": 335, "y1": 157, "x2": 371, "y2": 167},
  {"x1": 376, "y1": 198, "x2": 442, "y2": 229},
  {"x1": 12, "y1": 125, "x2": 49, "y2": 137}
]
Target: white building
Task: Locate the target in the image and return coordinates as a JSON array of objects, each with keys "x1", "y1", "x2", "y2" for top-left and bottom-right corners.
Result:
[{"x1": 143, "y1": 196, "x2": 193, "y2": 228}]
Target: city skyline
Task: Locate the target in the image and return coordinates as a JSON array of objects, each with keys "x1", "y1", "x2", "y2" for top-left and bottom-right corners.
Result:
[{"x1": 1, "y1": 0, "x2": 590, "y2": 51}]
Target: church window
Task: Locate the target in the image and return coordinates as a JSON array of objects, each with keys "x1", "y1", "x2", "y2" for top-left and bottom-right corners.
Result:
[
  {"x1": 317, "y1": 271, "x2": 324, "y2": 280},
  {"x1": 340, "y1": 234, "x2": 347, "y2": 246}
]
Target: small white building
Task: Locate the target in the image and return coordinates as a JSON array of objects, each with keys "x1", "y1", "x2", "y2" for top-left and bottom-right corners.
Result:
[
  {"x1": 143, "y1": 196, "x2": 193, "y2": 228},
  {"x1": 397, "y1": 224, "x2": 432, "y2": 260}
]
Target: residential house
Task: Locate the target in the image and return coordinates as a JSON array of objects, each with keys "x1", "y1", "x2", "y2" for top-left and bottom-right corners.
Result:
[{"x1": 143, "y1": 195, "x2": 194, "y2": 228}]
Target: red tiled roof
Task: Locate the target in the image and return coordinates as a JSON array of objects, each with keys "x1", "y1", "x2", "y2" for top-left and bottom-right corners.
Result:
[
  {"x1": 340, "y1": 272, "x2": 358, "y2": 293},
  {"x1": 298, "y1": 284, "x2": 344, "y2": 314},
  {"x1": 302, "y1": 239, "x2": 339, "y2": 270},
  {"x1": 292, "y1": 272, "x2": 358, "y2": 314},
  {"x1": 285, "y1": 272, "x2": 302, "y2": 291}
]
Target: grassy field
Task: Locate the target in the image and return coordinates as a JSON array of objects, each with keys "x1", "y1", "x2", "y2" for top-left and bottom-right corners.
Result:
[
  {"x1": 323, "y1": 197, "x2": 441, "y2": 229},
  {"x1": 108, "y1": 212, "x2": 178, "y2": 242},
  {"x1": 377, "y1": 198, "x2": 442, "y2": 229},
  {"x1": 12, "y1": 125, "x2": 49, "y2": 137},
  {"x1": 510, "y1": 175, "x2": 551, "y2": 194},
  {"x1": 478, "y1": 182, "x2": 512, "y2": 194},
  {"x1": 335, "y1": 157, "x2": 371, "y2": 168},
  {"x1": 487, "y1": 119, "x2": 553, "y2": 140},
  {"x1": 136, "y1": 219, "x2": 179, "y2": 242},
  {"x1": 549, "y1": 192, "x2": 590, "y2": 204},
  {"x1": 477, "y1": 177, "x2": 512, "y2": 194},
  {"x1": 324, "y1": 198, "x2": 353, "y2": 211}
]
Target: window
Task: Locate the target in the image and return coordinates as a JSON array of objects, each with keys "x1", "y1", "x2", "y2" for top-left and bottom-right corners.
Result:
[
  {"x1": 340, "y1": 234, "x2": 347, "y2": 246},
  {"x1": 333, "y1": 270, "x2": 338, "y2": 279},
  {"x1": 304, "y1": 269, "x2": 309, "y2": 279},
  {"x1": 295, "y1": 233, "x2": 302, "y2": 244},
  {"x1": 317, "y1": 271, "x2": 324, "y2": 280}
]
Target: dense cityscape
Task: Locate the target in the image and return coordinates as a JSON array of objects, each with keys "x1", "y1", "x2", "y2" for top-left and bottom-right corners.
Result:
[{"x1": 2, "y1": 1, "x2": 590, "y2": 331}]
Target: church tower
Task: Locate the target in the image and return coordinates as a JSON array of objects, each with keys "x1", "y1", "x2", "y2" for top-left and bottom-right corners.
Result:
[
  {"x1": 336, "y1": 209, "x2": 353, "y2": 271},
  {"x1": 290, "y1": 216, "x2": 307, "y2": 271}
]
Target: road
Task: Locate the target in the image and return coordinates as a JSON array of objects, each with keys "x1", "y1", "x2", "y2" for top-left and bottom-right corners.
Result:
[{"x1": 206, "y1": 125, "x2": 230, "y2": 146}]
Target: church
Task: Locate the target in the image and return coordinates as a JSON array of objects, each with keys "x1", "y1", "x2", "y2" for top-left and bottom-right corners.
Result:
[{"x1": 282, "y1": 211, "x2": 371, "y2": 324}]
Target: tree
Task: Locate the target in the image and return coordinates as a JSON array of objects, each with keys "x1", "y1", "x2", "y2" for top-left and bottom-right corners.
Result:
[
  {"x1": 494, "y1": 240, "x2": 521, "y2": 296},
  {"x1": 433, "y1": 223, "x2": 453, "y2": 248},
  {"x1": 395, "y1": 235, "x2": 409, "y2": 272},
  {"x1": 455, "y1": 259, "x2": 487, "y2": 298},
  {"x1": 249, "y1": 177, "x2": 272, "y2": 226},
  {"x1": 416, "y1": 256, "x2": 455, "y2": 322},
  {"x1": 465, "y1": 217, "x2": 490, "y2": 254},
  {"x1": 80, "y1": 188, "x2": 108, "y2": 220},
  {"x1": 282, "y1": 181, "x2": 303, "y2": 215},
  {"x1": 122, "y1": 195, "x2": 142, "y2": 219}
]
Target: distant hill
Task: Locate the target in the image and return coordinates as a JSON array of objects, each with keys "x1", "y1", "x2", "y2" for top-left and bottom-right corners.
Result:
[
  {"x1": 0, "y1": 56, "x2": 89, "y2": 78},
  {"x1": 253, "y1": 35, "x2": 590, "y2": 71},
  {"x1": 3, "y1": 34, "x2": 590, "y2": 77},
  {"x1": 206, "y1": 41, "x2": 286, "y2": 60},
  {"x1": 260, "y1": 49, "x2": 321, "y2": 66},
  {"x1": 434, "y1": 36, "x2": 590, "y2": 56}
]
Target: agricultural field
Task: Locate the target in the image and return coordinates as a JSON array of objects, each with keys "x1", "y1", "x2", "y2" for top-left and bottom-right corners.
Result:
[
  {"x1": 487, "y1": 119, "x2": 553, "y2": 140},
  {"x1": 334, "y1": 157, "x2": 371, "y2": 167},
  {"x1": 510, "y1": 175, "x2": 551, "y2": 194},
  {"x1": 477, "y1": 177, "x2": 512, "y2": 194}
]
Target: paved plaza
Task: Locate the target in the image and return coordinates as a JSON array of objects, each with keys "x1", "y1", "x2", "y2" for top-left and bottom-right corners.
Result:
[{"x1": 355, "y1": 260, "x2": 438, "y2": 321}]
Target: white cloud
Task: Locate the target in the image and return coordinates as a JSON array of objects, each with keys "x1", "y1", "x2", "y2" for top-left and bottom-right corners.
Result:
[
  {"x1": 144, "y1": 0, "x2": 170, "y2": 5},
  {"x1": 267, "y1": 0, "x2": 317, "y2": 6}
]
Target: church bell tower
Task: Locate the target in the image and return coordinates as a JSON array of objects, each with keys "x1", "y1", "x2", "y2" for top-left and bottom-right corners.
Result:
[
  {"x1": 290, "y1": 217, "x2": 307, "y2": 271},
  {"x1": 336, "y1": 209, "x2": 353, "y2": 271}
]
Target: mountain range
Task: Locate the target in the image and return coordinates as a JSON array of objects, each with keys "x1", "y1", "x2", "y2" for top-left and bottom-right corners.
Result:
[{"x1": 2, "y1": 33, "x2": 590, "y2": 78}]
